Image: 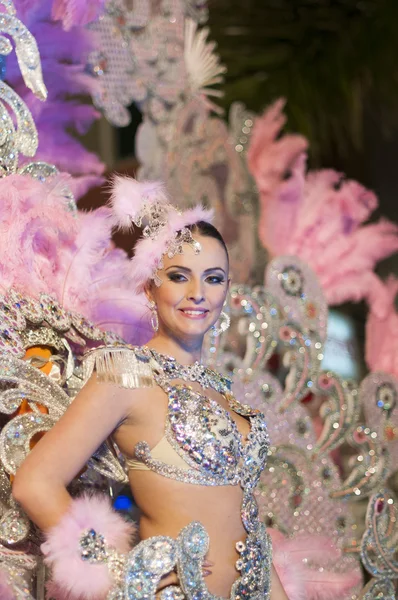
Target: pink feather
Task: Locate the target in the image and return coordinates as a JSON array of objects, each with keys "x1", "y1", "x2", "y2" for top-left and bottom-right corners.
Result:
[
  {"x1": 109, "y1": 176, "x2": 169, "y2": 230},
  {"x1": 52, "y1": 0, "x2": 105, "y2": 30},
  {"x1": 0, "y1": 568, "x2": 15, "y2": 600},
  {"x1": 365, "y1": 275, "x2": 398, "y2": 377},
  {"x1": 0, "y1": 174, "x2": 153, "y2": 343},
  {"x1": 42, "y1": 494, "x2": 136, "y2": 600},
  {"x1": 270, "y1": 530, "x2": 362, "y2": 600},
  {"x1": 249, "y1": 102, "x2": 398, "y2": 308},
  {"x1": 6, "y1": 3, "x2": 104, "y2": 187}
]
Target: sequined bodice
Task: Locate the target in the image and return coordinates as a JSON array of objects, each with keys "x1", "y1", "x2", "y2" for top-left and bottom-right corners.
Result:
[{"x1": 134, "y1": 348, "x2": 270, "y2": 488}]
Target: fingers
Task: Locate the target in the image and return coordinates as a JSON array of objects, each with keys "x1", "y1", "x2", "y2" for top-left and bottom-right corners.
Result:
[
  {"x1": 156, "y1": 559, "x2": 215, "y2": 591},
  {"x1": 156, "y1": 571, "x2": 179, "y2": 592}
]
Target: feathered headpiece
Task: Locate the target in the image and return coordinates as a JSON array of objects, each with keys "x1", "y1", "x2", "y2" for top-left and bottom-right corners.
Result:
[{"x1": 110, "y1": 175, "x2": 214, "y2": 289}]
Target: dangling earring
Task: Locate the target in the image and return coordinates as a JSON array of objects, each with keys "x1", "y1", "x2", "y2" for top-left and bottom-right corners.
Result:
[
  {"x1": 211, "y1": 310, "x2": 230, "y2": 337},
  {"x1": 149, "y1": 300, "x2": 159, "y2": 332}
]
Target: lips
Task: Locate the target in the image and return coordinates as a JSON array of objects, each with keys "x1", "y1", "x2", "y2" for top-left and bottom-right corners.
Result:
[{"x1": 179, "y1": 308, "x2": 209, "y2": 319}]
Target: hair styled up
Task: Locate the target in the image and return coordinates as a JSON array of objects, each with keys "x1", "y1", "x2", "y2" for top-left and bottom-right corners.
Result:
[{"x1": 187, "y1": 221, "x2": 229, "y2": 261}]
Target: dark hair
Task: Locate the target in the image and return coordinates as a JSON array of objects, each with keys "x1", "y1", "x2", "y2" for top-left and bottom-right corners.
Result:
[{"x1": 187, "y1": 221, "x2": 229, "y2": 261}]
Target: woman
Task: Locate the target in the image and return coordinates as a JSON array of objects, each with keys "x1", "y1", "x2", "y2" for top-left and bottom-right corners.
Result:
[{"x1": 12, "y1": 177, "x2": 289, "y2": 600}]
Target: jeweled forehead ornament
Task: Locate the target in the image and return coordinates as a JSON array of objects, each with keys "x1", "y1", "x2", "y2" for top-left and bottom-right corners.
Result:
[{"x1": 110, "y1": 176, "x2": 214, "y2": 288}]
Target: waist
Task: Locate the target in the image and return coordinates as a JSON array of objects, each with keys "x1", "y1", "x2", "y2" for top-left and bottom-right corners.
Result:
[
  {"x1": 136, "y1": 520, "x2": 272, "y2": 600},
  {"x1": 130, "y1": 470, "x2": 247, "y2": 531}
]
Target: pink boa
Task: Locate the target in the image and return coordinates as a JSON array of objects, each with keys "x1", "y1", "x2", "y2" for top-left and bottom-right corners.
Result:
[
  {"x1": 42, "y1": 495, "x2": 136, "y2": 600},
  {"x1": 271, "y1": 530, "x2": 362, "y2": 600}
]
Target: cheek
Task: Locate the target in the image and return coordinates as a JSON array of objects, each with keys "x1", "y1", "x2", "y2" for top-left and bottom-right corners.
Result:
[
  {"x1": 155, "y1": 283, "x2": 185, "y2": 308},
  {"x1": 209, "y1": 286, "x2": 228, "y2": 308}
]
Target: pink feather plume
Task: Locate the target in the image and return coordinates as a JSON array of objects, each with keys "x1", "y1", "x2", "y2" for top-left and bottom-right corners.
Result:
[
  {"x1": 109, "y1": 176, "x2": 169, "y2": 230},
  {"x1": 365, "y1": 275, "x2": 398, "y2": 377},
  {"x1": 42, "y1": 494, "x2": 136, "y2": 600},
  {"x1": 270, "y1": 530, "x2": 362, "y2": 600},
  {"x1": 109, "y1": 176, "x2": 214, "y2": 290},
  {"x1": 52, "y1": 0, "x2": 105, "y2": 30},
  {"x1": 0, "y1": 568, "x2": 15, "y2": 600},
  {"x1": 0, "y1": 174, "x2": 153, "y2": 344},
  {"x1": 248, "y1": 101, "x2": 398, "y2": 308}
]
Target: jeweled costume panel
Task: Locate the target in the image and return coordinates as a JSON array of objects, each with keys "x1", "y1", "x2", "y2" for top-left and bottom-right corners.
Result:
[{"x1": 84, "y1": 346, "x2": 272, "y2": 600}]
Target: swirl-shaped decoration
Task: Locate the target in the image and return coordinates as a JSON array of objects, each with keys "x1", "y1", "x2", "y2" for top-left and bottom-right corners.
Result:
[
  {"x1": 0, "y1": 355, "x2": 127, "y2": 484},
  {"x1": 311, "y1": 372, "x2": 359, "y2": 457},
  {"x1": 265, "y1": 255, "x2": 328, "y2": 343},
  {"x1": 0, "y1": 464, "x2": 30, "y2": 545},
  {"x1": 204, "y1": 285, "x2": 281, "y2": 379},
  {"x1": 330, "y1": 425, "x2": 390, "y2": 502},
  {"x1": 278, "y1": 321, "x2": 324, "y2": 411},
  {"x1": 360, "y1": 372, "x2": 398, "y2": 474},
  {"x1": 360, "y1": 489, "x2": 398, "y2": 598},
  {"x1": 0, "y1": 0, "x2": 48, "y2": 176},
  {"x1": 0, "y1": 1, "x2": 47, "y2": 100}
]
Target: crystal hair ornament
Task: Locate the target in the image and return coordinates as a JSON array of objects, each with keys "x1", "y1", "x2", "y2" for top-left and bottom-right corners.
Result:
[{"x1": 110, "y1": 175, "x2": 214, "y2": 288}]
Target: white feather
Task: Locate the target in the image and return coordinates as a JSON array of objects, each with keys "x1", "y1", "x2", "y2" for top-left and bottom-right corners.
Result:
[{"x1": 184, "y1": 19, "x2": 226, "y2": 106}]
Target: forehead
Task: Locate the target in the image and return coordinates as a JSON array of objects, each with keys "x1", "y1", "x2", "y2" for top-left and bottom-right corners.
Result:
[{"x1": 161, "y1": 235, "x2": 228, "y2": 271}]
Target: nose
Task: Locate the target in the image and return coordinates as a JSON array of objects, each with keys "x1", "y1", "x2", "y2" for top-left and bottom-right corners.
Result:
[{"x1": 187, "y1": 279, "x2": 205, "y2": 303}]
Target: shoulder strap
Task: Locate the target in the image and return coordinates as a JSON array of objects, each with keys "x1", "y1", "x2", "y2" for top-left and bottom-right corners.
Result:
[{"x1": 82, "y1": 345, "x2": 155, "y2": 389}]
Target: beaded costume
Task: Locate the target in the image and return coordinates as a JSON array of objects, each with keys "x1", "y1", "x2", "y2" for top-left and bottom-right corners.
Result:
[{"x1": 80, "y1": 344, "x2": 272, "y2": 600}]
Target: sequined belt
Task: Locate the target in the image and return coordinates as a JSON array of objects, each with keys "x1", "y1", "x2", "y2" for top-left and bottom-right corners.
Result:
[{"x1": 81, "y1": 521, "x2": 272, "y2": 600}]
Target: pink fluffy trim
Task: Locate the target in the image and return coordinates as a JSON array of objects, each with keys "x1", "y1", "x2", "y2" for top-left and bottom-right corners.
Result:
[
  {"x1": 271, "y1": 531, "x2": 362, "y2": 600},
  {"x1": 41, "y1": 494, "x2": 136, "y2": 600},
  {"x1": 109, "y1": 175, "x2": 169, "y2": 230},
  {"x1": 0, "y1": 568, "x2": 15, "y2": 600}
]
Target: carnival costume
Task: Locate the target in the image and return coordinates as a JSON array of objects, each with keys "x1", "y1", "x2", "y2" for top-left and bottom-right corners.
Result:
[{"x1": 41, "y1": 176, "x2": 274, "y2": 600}]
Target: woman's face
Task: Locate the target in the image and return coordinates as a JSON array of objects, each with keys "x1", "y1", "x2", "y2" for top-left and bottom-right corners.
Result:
[{"x1": 147, "y1": 234, "x2": 229, "y2": 342}]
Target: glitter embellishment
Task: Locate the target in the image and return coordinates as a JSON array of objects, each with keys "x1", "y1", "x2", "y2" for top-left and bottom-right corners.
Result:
[
  {"x1": 79, "y1": 521, "x2": 271, "y2": 600},
  {"x1": 84, "y1": 345, "x2": 271, "y2": 598}
]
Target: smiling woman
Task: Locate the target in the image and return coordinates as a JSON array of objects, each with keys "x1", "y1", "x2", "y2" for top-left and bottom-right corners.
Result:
[
  {"x1": 12, "y1": 177, "x2": 291, "y2": 600},
  {"x1": 145, "y1": 228, "x2": 229, "y2": 356}
]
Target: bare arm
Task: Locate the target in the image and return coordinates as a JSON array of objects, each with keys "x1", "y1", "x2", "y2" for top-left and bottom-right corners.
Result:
[{"x1": 12, "y1": 375, "x2": 137, "y2": 531}]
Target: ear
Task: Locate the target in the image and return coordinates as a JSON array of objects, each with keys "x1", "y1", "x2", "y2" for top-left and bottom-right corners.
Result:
[{"x1": 143, "y1": 283, "x2": 154, "y2": 304}]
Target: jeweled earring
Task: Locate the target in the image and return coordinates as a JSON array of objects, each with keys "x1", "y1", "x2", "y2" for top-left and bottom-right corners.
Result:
[
  {"x1": 149, "y1": 300, "x2": 159, "y2": 332},
  {"x1": 211, "y1": 310, "x2": 230, "y2": 337}
]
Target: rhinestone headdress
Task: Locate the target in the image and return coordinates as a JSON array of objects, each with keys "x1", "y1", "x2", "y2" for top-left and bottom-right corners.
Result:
[{"x1": 110, "y1": 176, "x2": 214, "y2": 288}]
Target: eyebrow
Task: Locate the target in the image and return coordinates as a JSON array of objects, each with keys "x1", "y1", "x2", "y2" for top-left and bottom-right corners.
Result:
[{"x1": 166, "y1": 265, "x2": 227, "y2": 276}]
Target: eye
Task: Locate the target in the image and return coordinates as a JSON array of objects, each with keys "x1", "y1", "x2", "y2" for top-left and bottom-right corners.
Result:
[
  {"x1": 206, "y1": 275, "x2": 225, "y2": 284},
  {"x1": 168, "y1": 272, "x2": 188, "y2": 282}
]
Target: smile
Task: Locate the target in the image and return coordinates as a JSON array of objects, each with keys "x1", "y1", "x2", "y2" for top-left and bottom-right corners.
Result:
[{"x1": 179, "y1": 309, "x2": 209, "y2": 319}]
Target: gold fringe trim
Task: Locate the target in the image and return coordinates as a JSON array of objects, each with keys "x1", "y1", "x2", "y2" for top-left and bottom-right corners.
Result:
[{"x1": 83, "y1": 346, "x2": 155, "y2": 389}]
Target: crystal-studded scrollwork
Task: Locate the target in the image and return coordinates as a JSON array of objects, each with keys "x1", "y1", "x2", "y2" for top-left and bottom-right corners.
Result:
[
  {"x1": 77, "y1": 519, "x2": 271, "y2": 600},
  {"x1": 0, "y1": 543, "x2": 36, "y2": 600},
  {"x1": 0, "y1": 351, "x2": 127, "y2": 484},
  {"x1": 0, "y1": 1, "x2": 77, "y2": 209},
  {"x1": 0, "y1": 0, "x2": 48, "y2": 176},
  {"x1": 360, "y1": 372, "x2": 398, "y2": 475},
  {"x1": 0, "y1": 84, "x2": 38, "y2": 175},
  {"x1": 330, "y1": 425, "x2": 390, "y2": 501},
  {"x1": 204, "y1": 285, "x2": 281, "y2": 378},
  {"x1": 0, "y1": 6, "x2": 47, "y2": 100},
  {"x1": 265, "y1": 256, "x2": 328, "y2": 343},
  {"x1": 359, "y1": 489, "x2": 398, "y2": 597},
  {"x1": 278, "y1": 322, "x2": 324, "y2": 411},
  {"x1": 311, "y1": 372, "x2": 359, "y2": 457},
  {"x1": 0, "y1": 463, "x2": 30, "y2": 545}
]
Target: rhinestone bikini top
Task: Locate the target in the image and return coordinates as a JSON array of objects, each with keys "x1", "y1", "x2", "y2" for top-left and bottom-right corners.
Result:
[{"x1": 83, "y1": 345, "x2": 270, "y2": 486}]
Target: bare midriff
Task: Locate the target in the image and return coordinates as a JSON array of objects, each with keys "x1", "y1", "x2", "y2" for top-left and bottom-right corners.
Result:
[{"x1": 130, "y1": 470, "x2": 247, "y2": 598}]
